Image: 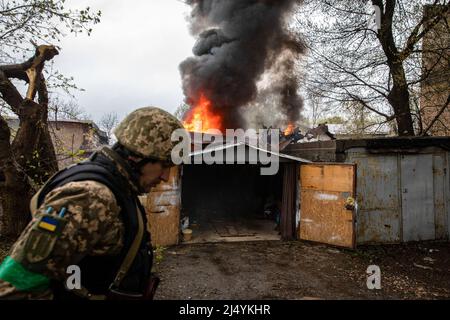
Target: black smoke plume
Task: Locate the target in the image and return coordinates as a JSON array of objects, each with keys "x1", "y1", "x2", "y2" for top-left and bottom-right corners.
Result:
[{"x1": 180, "y1": 0, "x2": 304, "y2": 130}]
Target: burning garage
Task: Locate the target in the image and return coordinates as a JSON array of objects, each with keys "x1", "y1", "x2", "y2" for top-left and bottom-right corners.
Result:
[
  {"x1": 144, "y1": 132, "x2": 450, "y2": 249},
  {"x1": 143, "y1": 0, "x2": 312, "y2": 247},
  {"x1": 143, "y1": 0, "x2": 449, "y2": 250},
  {"x1": 145, "y1": 130, "x2": 311, "y2": 246},
  {"x1": 180, "y1": 132, "x2": 311, "y2": 243}
]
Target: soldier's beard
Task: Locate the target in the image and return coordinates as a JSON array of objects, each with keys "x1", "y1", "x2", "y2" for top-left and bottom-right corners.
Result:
[
  {"x1": 141, "y1": 179, "x2": 162, "y2": 193},
  {"x1": 137, "y1": 161, "x2": 169, "y2": 194}
]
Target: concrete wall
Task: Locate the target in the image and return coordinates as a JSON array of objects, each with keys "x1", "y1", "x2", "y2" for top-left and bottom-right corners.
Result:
[{"x1": 48, "y1": 121, "x2": 106, "y2": 168}]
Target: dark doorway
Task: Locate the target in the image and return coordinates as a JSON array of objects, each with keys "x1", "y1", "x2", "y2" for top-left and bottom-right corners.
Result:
[{"x1": 181, "y1": 164, "x2": 286, "y2": 243}]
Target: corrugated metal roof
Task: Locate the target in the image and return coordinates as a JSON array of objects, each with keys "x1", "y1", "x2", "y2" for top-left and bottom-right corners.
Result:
[{"x1": 189, "y1": 141, "x2": 311, "y2": 163}]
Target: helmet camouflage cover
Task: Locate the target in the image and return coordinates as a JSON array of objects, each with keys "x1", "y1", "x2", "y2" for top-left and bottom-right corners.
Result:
[{"x1": 114, "y1": 107, "x2": 185, "y2": 162}]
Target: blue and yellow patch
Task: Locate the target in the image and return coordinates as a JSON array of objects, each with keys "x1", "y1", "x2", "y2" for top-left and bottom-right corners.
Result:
[{"x1": 38, "y1": 216, "x2": 59, "y2": 232}]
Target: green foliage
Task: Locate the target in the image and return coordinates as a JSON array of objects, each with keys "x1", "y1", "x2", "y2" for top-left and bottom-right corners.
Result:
[
  {"x1": 154, "y1": 245, "x2": 166, "y2": 265},
  {"x1": 0, "y1": 0, "x2": 101, "y2": 63},
  {"x1": 66, "y1": 149, "x2": 86, "y2": 159},
  {"x1": 152, "y1": 245, "x2": 166, "y2": 273},
  {"x1": 24, "y1": 148, "x2": 52, "y2": 186}
]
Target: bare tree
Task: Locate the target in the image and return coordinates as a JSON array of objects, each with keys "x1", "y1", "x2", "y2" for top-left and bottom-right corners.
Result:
[
  {"x1": 48, "y1": 97, "x2": 89, "y2": 121},
  {"x1": 0, "y1": 45, "x2": 59, "y2": 236},
  {"x1": 174, "y1": 102, "x2": 190, "y2": 121},
  {"x1": 1, "y1": 1, "x2": 100, "y2": 63},
  {"x1": 304, "y1": 91, "x2": 331, "y2": 127},
  {"x1": 0, "y1": 1, "x2": 101, "y2": 237},
  {"x1": 99, "y1": 112, "x2": 119, "y2": 142},
  {"x1": 296, "y1": 0, "x2": 449, "y2": 136}
]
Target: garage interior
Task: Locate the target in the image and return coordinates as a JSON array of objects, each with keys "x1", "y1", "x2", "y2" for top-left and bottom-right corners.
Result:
[{"x1": 181, "y1": 163, "x2": 285, "y2": 243}]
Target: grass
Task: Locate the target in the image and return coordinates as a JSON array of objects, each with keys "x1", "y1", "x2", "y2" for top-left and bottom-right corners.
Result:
[{"x1": 152, "y1": 245, "x2": 166, "y2": 272}]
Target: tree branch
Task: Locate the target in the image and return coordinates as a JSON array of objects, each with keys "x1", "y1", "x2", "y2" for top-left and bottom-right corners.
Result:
[
  {"x1": 347, "y1": 93, "x2": 394, "y2": 120},
  {"x1": 400, "y1": 3, "x2": 449, "y2": 60},
  {"x1": 421, "y1": 93, "x2": 450, "y2": 136},
  {"x1": 0, "y1": 70, "x2": 24, "y2": 113},
  {"x1": 24, "y1": 45, "x2": 59, "y2": 100},
  {"x1": 0, "y1": 44, "x2": 58, "y2": 116}
]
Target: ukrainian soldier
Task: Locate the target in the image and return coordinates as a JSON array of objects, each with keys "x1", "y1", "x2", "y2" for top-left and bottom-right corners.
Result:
[{"x1": 0, "y1": 107, "x2": 185, "y2": 300}]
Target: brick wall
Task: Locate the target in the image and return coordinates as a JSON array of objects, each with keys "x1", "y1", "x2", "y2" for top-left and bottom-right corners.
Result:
[{"x1": 420, "y1": 5, "x2": 450, "y2": 136}]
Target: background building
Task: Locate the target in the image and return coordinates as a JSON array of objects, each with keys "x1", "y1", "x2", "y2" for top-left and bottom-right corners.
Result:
[
  {"x1": 420, "y1": 5, "x2": 450, "y2": 136},
  {"x1": 7, "y1": 118, "x2": 109, "y2": 169}
]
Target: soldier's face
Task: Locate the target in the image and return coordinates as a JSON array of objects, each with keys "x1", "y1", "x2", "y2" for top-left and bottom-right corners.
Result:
[{"x1": 138, "y1": 161, "x2": 172, "y2": 193}]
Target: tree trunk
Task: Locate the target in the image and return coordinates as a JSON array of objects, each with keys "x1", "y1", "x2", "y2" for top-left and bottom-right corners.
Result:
[
  {"x1": 0, "y1": 45, "x2": 59, "y2": 237},
  {"x1": 373, "y1": 0, "x2": 416, "y2": 136},
  {"x1": 0, "y1": 100, "x2": 58, "y2": 237},
  {"x1": 387, "y1": 62, "x2": 415, "y2": 136},
  {"x1": 0, "y1": 116, "x2": 33, "y2": 237},
  {"x1": 12, "y1": 99, "x2": 58, "y2": 185}
]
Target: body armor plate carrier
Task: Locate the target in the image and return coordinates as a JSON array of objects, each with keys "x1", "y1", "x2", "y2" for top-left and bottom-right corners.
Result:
[{"x1": 30, "y1": 151, "x2": 153, "y2": 300}]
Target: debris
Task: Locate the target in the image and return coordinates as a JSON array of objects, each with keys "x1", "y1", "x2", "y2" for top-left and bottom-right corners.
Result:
[
  {"x1": 181, "y1": 216, "x2": 189, "y2": 230},
  {"x1": 182, "y1": 228, "x2": 193, "y2": 242},
  {"x1": 423, "y1": 257, "x2": 436, "y2": 263},
  {"x1": 413, "y1": 263, "x2": 433, "y2": 270}
]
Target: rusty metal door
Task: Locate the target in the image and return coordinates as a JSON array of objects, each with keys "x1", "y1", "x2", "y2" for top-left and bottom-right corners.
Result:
[
  {"x1": 299, "y1": 163, "x2": 356, "y2": 248},
  {"x1": 400, "y1": 154, "x2": 435, "y2": 241}
]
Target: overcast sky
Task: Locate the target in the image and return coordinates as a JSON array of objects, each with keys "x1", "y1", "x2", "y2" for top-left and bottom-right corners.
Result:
[{"x1": 53, "y1": 0, "x2": 195, "y2": 122}]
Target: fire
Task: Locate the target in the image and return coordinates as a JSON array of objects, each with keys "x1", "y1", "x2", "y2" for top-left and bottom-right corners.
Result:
[
  {"x1": 284, "y1": 123, "x2": 295, "y2": 135},
  {"x1": 183, "y1": 93, "x2": 223, "y2": 133}
]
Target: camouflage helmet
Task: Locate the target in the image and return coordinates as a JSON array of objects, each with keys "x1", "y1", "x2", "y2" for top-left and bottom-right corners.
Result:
[{"x1": 114, "y1": 107, "x2": 185, "y2": 162}]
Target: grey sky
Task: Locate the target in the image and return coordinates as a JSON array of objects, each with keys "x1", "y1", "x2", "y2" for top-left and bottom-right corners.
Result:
[{"x1": 53, "y1": 0, "x2": 195, "y2": 122}]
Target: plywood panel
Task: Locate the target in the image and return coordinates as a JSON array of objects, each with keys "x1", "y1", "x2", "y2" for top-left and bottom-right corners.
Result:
[
  {"x1": 146, "y1": 166, "x2": 181, "y2": 247},
  {"x1": 301, "y1": 164, "x2": 354, "y2": 192},
  {"x1": 299, "y1": 163, "x2": 356, "y2": 248}
]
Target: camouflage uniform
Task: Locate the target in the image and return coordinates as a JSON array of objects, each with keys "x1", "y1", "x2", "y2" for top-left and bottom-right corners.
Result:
[
  {"x1": 0, "y1": 106, "x2": 185, "y2": 300},
  {"x1": 114, "y1": 107, "x2": 184, "y2": 161},
  {"x1": 0, "y1": 150, "x2": 127, "y2": 299}
]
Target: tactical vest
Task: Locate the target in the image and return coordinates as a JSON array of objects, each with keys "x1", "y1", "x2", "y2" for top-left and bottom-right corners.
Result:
[{"x1": 30, "y1": 151, "x2": 153, "y2": 300}]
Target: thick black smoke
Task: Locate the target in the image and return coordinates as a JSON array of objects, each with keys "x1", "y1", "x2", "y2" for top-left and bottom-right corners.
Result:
[{"x1": 180, "y1": 0, "x2": 304, "y2": 130}]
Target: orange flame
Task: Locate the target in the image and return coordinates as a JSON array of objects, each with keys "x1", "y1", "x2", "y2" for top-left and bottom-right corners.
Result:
[
  {"x1": 183, "y1": 93, "x2": 223, "y2": 133},
  {"x1": 284, "y1": 123, "x2": 295, "y2": 135}
]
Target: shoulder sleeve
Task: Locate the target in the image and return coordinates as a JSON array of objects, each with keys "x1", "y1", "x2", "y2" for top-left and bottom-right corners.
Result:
[{"x1": 9, "y1": 180, "x2": 124, "y2": 281}]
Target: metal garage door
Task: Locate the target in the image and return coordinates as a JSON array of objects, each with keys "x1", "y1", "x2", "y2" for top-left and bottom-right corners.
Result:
[{"x1": 400, "y1": 154, "x2": 435, "y2": 241}]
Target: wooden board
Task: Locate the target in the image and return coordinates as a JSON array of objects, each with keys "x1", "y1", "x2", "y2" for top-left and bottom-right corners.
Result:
[
  {"x1": 300, "y1": 164, "x2": 354, "y2": 192},
  {"x1": 299, "y1": 163, "x2": 356, "y2": 248},
  {"x1": 145, "y1": 166, "x2": 181, "y2": 247}
]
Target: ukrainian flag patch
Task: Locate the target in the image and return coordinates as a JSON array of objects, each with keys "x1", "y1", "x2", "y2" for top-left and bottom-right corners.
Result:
[{"x1": 38, "y1": 216, "x2": 59, "y2": 232}]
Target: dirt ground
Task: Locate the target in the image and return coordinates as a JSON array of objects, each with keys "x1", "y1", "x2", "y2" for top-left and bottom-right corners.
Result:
[
  {"x1": 1, "y1": 237, "x2": 449, "y2": 300},
  {"x1": 153, "y1": 240, "x2": 450, "y2": 300},
  {"x1": 0, "y1": 236, "x2": 13, "y2": 262}
]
